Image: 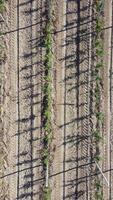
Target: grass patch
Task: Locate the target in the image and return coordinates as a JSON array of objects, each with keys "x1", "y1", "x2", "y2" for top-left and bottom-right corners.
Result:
[
  {"x1": 95, "y1": 155, "x2": 102, "y2": 163},
  {"x1": 96, "y1": 0, "x2": 104, "y2": 13},
  {"x1": 96, "y1": 62, "x2": 103, "y2": 69},
  {"x1": 43, "y1": 186, "x2": 51, "y2": 200},
  {"x1": 42, "y1": 21, "x2": 53, "y2": 171},
  {"x1": 0, "y1": 0, "x2": 6, "y2": 13},
  {"x1": 96, "y1": 112, "x2": 104, "y2": 124},
  {"x1": 95, "y1": 17, "x2": 103, "y2": 33},
  {"x1": 95, "y1": 180, "x2": 104, "y2": 200},
  {"x1": 93, "y1": 1, "x2": 105, "y2": 199},
  {"x1": 42, "y1": 8, "x2": 53, "y2": 198},
  {"x1": 92, "y1": 130, "x2": 103, "y2": 142}
]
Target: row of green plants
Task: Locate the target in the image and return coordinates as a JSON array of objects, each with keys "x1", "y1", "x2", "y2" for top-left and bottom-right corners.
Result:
[
  {"x1": 42, "y1": 5, "x2": 53, "y2": 200},
  {"x1": 93, "y1": 1, "x2": 105, "y2": 199}
]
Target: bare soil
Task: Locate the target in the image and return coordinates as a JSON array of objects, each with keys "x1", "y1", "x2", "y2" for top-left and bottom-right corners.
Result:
[{"x1": 0, "y1": 0, "x2": 113, "y2": 200}]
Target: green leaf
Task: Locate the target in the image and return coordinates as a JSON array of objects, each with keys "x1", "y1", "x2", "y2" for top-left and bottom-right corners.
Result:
[{"x1": 96, "y1": 62, "x2": 103, "y2": 69}]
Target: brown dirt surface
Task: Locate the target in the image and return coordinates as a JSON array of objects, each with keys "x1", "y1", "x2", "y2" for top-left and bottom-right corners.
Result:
[{"x1": 1, "y1": 0, "x2": 113, "y2": 200}]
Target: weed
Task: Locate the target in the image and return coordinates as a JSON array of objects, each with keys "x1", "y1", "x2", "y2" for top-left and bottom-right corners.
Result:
[
  {"x1": 95, "y1": 86, "x2": 100, "y2": 105},
  {"x1": 43, "y1": 133, "x2": 52, "y2": 145},
  {"x1": 0, "y1": 0, "x2": 5, "y2": 13},
  {"x1": 95, "y1": 180, "x2": 104, "y2": 200},
  {"x1": 96, "y1": 62, "x2": 103, "y2": 69},
  {"x1": 95, "y1": 155, "x2": 102, "y2": 162},
  {"x1": 43, "y1": 186, "x2": 51, "y2": 200},
  {"x1": 94, "y1": 1, "x2": 105, "y2": 198},
  {"x1": 95, "y1": 17, "x2": 103, "y2": 33},
  {"x1": 96, "y1": 112, "x2": 104, "y2": 123},
  {"x1": 95, "y1": 180, "x2": 102, "y2": 190},
  {"x1": 95, "y1": 39, "x2": 102, "y2": 48},
  {"x1": 96, "y1": 48, "x2": 104, "y2": 57},
  {"x1": 42, "y1": 148, "x2": 49, "y2": 169},
  {"x1": 42, "y1": 9, "x2": 53, "y2": 199},
  {"x1": 96, "y1": 0, "x2": 104, "y2": 13},
  {"x1": 95, "y1": 189, "x2": 104, "y2": 200},
  {"x1": 92, "y1": 130, "x2": 103, "y2": 142},
  {"x1": 95, "y1": 74, "x2": 102, "y2": 83},
  {"x1": 95, "y1": 95, "x2": 100, "y2": 105},
  {"x1": 95, "y1": 39, "x2": 104, "y2": 57}
]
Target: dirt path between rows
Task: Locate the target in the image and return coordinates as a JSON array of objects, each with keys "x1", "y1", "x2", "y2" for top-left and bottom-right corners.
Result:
[
  {"x1": 2, "y1": 0, "x2": 46, "y2": 199},
  {"x1": 102, "y1": 0, "x2": 112, "y2": 199},
  {"x1": 50, "y1": 0, "x2": 66, "y2": 199}
]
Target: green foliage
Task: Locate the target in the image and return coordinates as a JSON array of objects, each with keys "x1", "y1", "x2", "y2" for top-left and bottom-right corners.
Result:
[
  {"x1": 92, "y1": 130, "x2": 103, "y2": 142},
  {"x1": 95, "y1": 94, "x2": 100, "y2": 105},
  {"x1": 95, "y1": 180, "x2": 102, "y2": 190},
  {"x1": 44, "y1": 121, "x2": 52, "y2": 133},
  {"x1": 96, "y1": 62, "x2": 103, "y2": 69},
  {"x1": 95, "y1": 180, "x2": 104, "y2": 200},
  {"x1": 96, "y1": 48, "x2": 104, "y2": 57},
  {"x1": 45, "y1": 23, "x2": 52, "y2": 48},
  {"x1": 96, "y1": 112, "x2": 104, "y2": 123},
  {"x1": 43, "y1": 83, "x2": 52, "y2": 95},
  {"x1": 95, "y1": 155, "x2": 102, "y2": 162},
  {"x1": 44, "y1": 110, "x2": 52, "y2": 121},
  {"x1": 95, "y1": 193, "x2": 104, "y2": 200},
  {"x1": 43, "y1": 133, "x2": 52, "y2": 145},
  {"x1": 94, "y1": 2, "x2": 104, "y2": 198},
  {"x1": 95, "y1": 85, "x2": 100, "y2": 105},
  {"x1": 42, "y1": 148, "x2": 49, "y2": 168},
  {"x1": 0, "y1": 32, "x2": 3, "y2": 37},
  {"x1": 0, "y1": 0, "x2": 5, "y2": 13},
  {"x1": 45, "y1": 22, "x2": 52, "y2": 34},
  {"x1": 95, "y1": 39, "x2": 102, "y2": 48},
  {"x1": 44, "y1": 73, "x2": 52, "y2": 82},
  {"x1": 0, "y1": 44, "x2": 3, "y2": 49},
  {"x1": 45, "y1": 36, "x2": 52, "y2": 50},
  {"x1": 43, "y1": 186, "x2": 51, "y2": 200},
  {"x1": 95, "y1": 17, "x2": 103, "y2": 33},
  {"x1": 96, "y1": 0, "x2": 104, "y2": 13},
  {"x1": 45, "y1": 52, "x2": 53, "y2": 68},
  {"x1": 42, "y1": 18, "x2": 53, "y2": 199},
  {"x1": 95, "y1": 39, "x2": 104, "y2": 57},
  {"x1": 95, "y1": 74, "x2": 102, "y2": 85}
]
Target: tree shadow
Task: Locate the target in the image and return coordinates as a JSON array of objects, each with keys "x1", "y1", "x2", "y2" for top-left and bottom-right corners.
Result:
[
  {"x1": 61, "y1": 0, "x2": 96, "y2": 199},
  {"x1": 15, "y1": 0, "x2": 46, "y2": 199},
  {"x1": 3, "y1": 0, "x2": 109, "y2": 199}
]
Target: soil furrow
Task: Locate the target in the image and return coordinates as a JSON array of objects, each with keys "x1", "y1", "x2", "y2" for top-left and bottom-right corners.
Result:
[{"x1": 1, "y1": 0, "x2": 113, "y2": 199}]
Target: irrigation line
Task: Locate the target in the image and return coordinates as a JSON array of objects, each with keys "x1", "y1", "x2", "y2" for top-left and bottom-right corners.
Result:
[
  {"x1": 94, "y1": 160, "x2": 110, "y2": 187},
  {"x1": 87, "y1": 0, "x2": 92, "y2": 199},
  {"x1": 110, "y1": 0, "x2": 113, "y2": 199},
  {"x1": 89, "y1": 142, "x2": 110, "y2": 187},
  {"x1": 40, "y1": 0, "x2": 44, "y2": 191},
  {"x1": 45, "y1": 163, "x2": 49, "y2": 188}
]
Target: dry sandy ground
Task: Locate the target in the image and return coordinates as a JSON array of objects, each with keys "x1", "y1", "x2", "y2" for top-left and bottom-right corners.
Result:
[
  {"x1": 0, "y1": 0, "x2": 113, "y2": 200},
  {"x1": 102, "y1": 0, "x2": 112, "y2": 199},
  {"x1": 2, "y1": 0, "x2": 46, "y2": 199}
]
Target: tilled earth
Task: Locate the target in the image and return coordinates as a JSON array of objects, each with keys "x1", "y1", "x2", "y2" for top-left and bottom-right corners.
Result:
[{"x1": 0, "y1": 0, "x2": 113, "y2": 200}]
